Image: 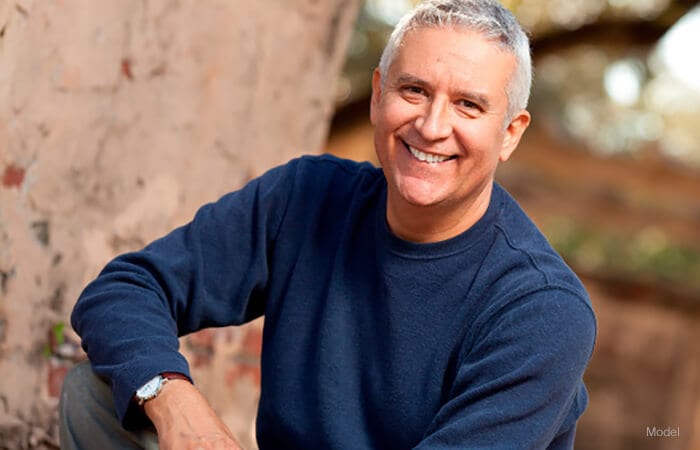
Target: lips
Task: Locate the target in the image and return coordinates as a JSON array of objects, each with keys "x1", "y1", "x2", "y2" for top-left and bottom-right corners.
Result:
[{"x1": 404, "y1": 141, "x2": 456, "y2": 164}]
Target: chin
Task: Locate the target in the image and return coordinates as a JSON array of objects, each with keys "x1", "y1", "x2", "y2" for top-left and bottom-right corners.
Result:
[{"x1": 397, "y1": 185, "x2": 448, "y2": 208}]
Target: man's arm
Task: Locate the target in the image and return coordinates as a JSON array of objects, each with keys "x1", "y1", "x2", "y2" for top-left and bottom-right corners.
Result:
[
  {"x1": 415, "y1": 288, "x2": 596, "y2": 449},
  {"x1": 71, "y1": 160, "x2": 299, "y2": 428}
]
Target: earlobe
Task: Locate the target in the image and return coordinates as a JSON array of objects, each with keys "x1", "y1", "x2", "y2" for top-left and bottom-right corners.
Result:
[
  {"x1": 499, "y1": 110, "x2": 531, "y2": 162},
  {"x1": 370, "y1": 69, "x2": 382, "y2": 126}
]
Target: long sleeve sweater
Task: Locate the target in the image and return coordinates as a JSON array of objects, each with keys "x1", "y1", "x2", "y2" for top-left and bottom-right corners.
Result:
[{"x1": 72, "y1": 154, "x2": 596, "y2": 449}]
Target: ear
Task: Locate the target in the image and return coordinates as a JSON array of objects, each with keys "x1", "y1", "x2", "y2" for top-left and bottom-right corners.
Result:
[
  {"x1": 499, "y1": 109, "x2": 531, "y2": 162},
  {"x1": 370, "y1": 68, "x2": 382, "y2": 126}
]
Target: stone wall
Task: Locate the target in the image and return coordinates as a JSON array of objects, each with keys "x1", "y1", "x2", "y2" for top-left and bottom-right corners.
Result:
[{"x1": 0, "y1": 0, "x2": 360, "y2": 448}]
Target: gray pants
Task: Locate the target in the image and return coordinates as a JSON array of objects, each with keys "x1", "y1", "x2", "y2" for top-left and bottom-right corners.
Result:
[{"x1": 58, "y1": 361, "x2": 159, "y2": 450}]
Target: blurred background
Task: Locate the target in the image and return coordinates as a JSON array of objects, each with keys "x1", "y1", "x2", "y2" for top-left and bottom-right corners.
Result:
[
  {"x1": 326, "y1": 1, "x2": 700, "y2": 449},
  {"x1": 1, "y1": 0, "x2": 698, "y2": 449}
]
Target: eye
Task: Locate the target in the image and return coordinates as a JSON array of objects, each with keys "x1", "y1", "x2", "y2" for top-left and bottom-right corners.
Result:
[
  {"x1": 456, "y1": 98, "x2": 485, "y2": 117},
  {"x1": 398, "y1": 85, "x2": 428, "y2": 104},
  {"x1": 458, "y1": 99, "x2": 480, "y2": 110},
  {"x1": 402, "y1": 85, "x2": 427, "y2": 96}
]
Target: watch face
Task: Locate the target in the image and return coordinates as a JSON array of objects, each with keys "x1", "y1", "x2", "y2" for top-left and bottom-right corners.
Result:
[{"x1": 136, "y1": 375, "x2": 163, "y2": 400}]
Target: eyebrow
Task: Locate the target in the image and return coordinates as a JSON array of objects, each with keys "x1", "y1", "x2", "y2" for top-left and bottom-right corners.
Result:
[{"x1": 395, "y1": 74, "x2": 429, "y2": 89}]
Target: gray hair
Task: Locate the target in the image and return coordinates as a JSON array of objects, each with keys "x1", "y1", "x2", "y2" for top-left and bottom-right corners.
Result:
[{"x1": 377, "y1": 0, "x2": 532, "y2": 122}]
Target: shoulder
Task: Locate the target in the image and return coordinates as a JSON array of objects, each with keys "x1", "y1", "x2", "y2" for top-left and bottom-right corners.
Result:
[
  {"x1": 226, "y1": 154, "x2": 382, "y2": 205},
  {"x1": 281, "y1": 154, "x2": 385, "y2": 203},
  {"x1": 466, "y1": 185, "x2": 597, "y2": 369},
  {"x1": 470, "y1": 184, "x2": 595, "y2": 338},
  {"x1": 291, "y1": 154, "x2": 381, "y2": 184},
  {"x1": 485, "y1": 184, "x2": 590, "y2": 300}
]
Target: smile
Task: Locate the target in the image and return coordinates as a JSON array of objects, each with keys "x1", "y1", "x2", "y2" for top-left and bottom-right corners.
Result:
[{"x1": 405, "y1": 143, "x2": 456, "y2": 164}]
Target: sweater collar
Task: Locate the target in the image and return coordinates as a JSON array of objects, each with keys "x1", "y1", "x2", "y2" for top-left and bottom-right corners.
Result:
[{"x1": 376, "y1": 182, "x2": 503, "y2": 259}]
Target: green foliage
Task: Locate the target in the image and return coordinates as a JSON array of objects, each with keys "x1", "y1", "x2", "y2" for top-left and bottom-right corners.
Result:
[
  {"x1": 43, "y1": 322, "x2": 66, "y2": 358},
  {"x1": 544, "y1": 217, "x2": 700, "y2": 295}
]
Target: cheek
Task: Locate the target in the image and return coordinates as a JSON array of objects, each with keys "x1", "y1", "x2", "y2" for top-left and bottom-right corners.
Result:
[
  {"x1": 377, "y1": 98, "x2": 415, "y2": 129},
  {"x1": 373, "y1": 126, "x2": 391, "y2": 165},
  {"x1": 456, "y1": 126, "x2": 504, "y2": 159},
  {"x1": 374, "y1": 114, "x2": 401, "y2": 152}
]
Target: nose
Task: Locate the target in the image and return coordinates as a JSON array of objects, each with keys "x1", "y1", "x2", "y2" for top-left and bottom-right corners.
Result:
[{"x1": 414, "y1": 97, "x2": 452, "y2": 141}]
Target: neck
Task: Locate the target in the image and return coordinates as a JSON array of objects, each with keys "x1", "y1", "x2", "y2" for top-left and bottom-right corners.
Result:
[{"x1": 385, "y1": 184, "x2": 493, "y2": 243}]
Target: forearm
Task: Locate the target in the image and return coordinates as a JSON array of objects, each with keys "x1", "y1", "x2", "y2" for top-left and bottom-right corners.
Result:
[{"x1": 144, "y1": 379, "x2": 243, "y2": 450}]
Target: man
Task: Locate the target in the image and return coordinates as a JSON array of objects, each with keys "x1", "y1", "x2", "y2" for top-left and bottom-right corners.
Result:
[{"x1": 60, "y1": 1, "x2": 596, "y2": 449}]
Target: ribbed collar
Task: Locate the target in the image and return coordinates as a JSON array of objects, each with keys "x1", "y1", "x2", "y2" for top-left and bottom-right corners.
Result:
[{"x1": 376, "y1": 182, "x2": 503, "y2": 260}]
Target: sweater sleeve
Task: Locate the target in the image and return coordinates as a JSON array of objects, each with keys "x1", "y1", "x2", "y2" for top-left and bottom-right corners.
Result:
[
  {"x1": 71, "y1": 159, "x2": 299, "y2": 428},
  {"x1": 414, "y1": 288, "x2": 596, "y2": 450}
]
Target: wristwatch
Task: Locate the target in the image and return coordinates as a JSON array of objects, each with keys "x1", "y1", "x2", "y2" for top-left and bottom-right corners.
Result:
[{"x1": 135, "y1": 372, "x2": 190, "y2": 406}]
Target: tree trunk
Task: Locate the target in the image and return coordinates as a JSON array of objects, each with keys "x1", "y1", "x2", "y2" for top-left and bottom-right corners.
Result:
[{"x1": 0, "y1": 0, "x2": 361, "y2": 447}]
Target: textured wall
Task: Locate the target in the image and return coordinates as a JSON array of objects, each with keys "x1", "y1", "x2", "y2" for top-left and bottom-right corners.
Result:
[{"x1": 0, "y1": 0, "x2": 360, "y2": 447}]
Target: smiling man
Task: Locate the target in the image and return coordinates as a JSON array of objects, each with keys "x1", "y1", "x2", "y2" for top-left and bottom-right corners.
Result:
[
  {"x1": 371, "y1": 23, "x2": 531, "y2": 243},
  {"x1": 60, "y1": 1, "x2": 596, "y2": 449}
]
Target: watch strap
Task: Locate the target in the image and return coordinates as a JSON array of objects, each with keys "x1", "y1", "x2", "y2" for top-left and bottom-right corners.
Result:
[{"x1": 161, "y1": 372, "x2": 191, "y2": 383}]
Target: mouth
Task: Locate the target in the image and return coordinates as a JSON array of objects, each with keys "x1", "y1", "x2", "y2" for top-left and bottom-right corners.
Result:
[{"x1": 403, "y1": 141, "x2": 457, "y2": 164}]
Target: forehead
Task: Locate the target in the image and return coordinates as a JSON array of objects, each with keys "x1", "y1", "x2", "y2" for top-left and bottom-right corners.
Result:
[{"x1": 389, "y1": 26, "x2": 514, "y2": 99}]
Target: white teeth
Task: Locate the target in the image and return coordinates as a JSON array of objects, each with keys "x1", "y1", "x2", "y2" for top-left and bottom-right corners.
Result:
[{"x1": 408, "y1": 145, "x2": 451, "y2": 164}]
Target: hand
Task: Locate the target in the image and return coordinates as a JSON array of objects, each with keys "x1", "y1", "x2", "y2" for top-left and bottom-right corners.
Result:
[{"x1": 144, "y1": 379, "x2": 244, "y2": 450}]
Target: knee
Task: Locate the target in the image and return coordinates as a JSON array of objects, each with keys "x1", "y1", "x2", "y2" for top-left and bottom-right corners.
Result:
[
  {"x1": 61, "y1": 361, "x2": 91, "y2": 394},
  {"x1": 59, "y1": 360, "x2": 113, "y2": 421},
  {"x1": 61, "y1": 361, "x2": 99, "y2": 405},
  {"x1": 59, "y1": 361, "x2": 125, "y2": 448},
  {"x1": 59, "y1": 361, "x2": 156, "y2": 449}
]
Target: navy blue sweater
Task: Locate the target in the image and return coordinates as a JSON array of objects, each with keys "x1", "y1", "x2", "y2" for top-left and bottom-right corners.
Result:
[{"x1": 72, "y1": 155, "x2": 596, "y2": 449}]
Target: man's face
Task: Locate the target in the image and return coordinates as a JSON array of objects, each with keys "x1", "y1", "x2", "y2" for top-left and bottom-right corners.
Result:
[{"x1": 371, "y1": 26, "x2": 530, "y2": 216}]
